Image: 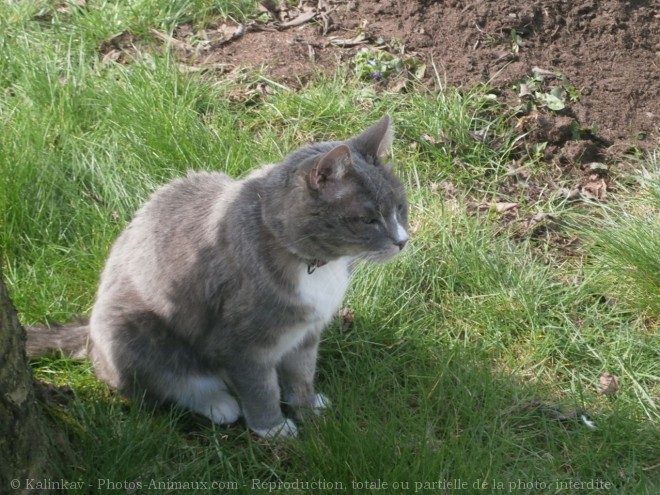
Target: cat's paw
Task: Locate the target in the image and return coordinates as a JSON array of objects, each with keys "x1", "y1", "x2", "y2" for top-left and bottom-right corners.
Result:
[
  {"x1": 208, "y1": 396, "x2": 241, "y2": 424},
  {"x1": 252, "y1": 419, "x2": 298, "y2": 439},
  {"x1": 313, "y1": 393, "x2": 331, "y2": 415}
]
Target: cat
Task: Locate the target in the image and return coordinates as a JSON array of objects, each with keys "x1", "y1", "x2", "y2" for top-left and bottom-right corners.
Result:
[{"x1": 27, "y1": 115, "x2": 409, "y2": 438}]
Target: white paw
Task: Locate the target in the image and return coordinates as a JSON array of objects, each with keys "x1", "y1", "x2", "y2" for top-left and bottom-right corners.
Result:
[
  {"x1": 207, "y1": 396, "x2": 241, "y2": 424},
  {"x1": 252, "y1": 419, "x2": 298, "y2": 439},
  {"x1": 313, "y1": 393, "x2": 330, "y2": 414}
]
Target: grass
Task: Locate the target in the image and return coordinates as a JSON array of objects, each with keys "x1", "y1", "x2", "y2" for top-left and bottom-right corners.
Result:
[{"x1": 1, "y1": 1, "x2": 659, "y2": 494}]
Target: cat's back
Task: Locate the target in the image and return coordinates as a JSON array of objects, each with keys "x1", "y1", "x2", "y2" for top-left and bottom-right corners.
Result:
[
  {"x1": 121, "y1": 171, "x2": 236, "y2": 242},
  {"x1": 143, "y1": 170, "x2": 236, "y2": 221},
  {"x1": 102, "y1": 171, "x2": 238, "y2": 285}
]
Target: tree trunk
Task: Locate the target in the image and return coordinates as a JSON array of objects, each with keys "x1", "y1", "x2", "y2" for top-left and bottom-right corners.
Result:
[{"x1": 0, "y1": 265, "x2": 49, "y2": 493}]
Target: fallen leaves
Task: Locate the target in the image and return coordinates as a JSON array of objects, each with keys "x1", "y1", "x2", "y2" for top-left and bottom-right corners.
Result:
[
  {"x1": 330, "y1": 32, "x2": 369, "y2": 47},
  {"x1": 493, "y1": 202, "x2": 519, "y2": 214},
  {"x1": 559, "y1": 176, "x2": 608, "y2": 201},
  {"x1": 421, "y1": 130, "x2": 450, "y2": 147},
  {"x1": 525, "y1": 212, "x2": 556, "y2": 230},
  {"x1": 259, "y1": 0, "x2": 320, "y2": 28},
  {"x1": 338, "y1": 308, "x2": 355, "y2": 333},
  {"x1": 150, "y1": 28, "x2": 195, "y2": 54},
  {"x1": 99, "y1": 0, "x2": 323, "y2": 71},
  {"x1": 598, "y1": 372, "x2": 620, "y2": 396},
  {"x1": 99, "y1": 31, "x2": 143, "y2": 66},
  {"x1": 430, "y1": 180, "x2": 457, "y2": 198},
  {"x1": 95, "y1": 0, "x2": 428, "y2": 94},
  {"x1": 469, "y1": 200, "x2": 519, "y2": 215},
  {"x1": 279, "y1": 10, "x2": 318, "y2": 29},
  {"x1": 581, "y1": 177, "x2": 608, "y2": 200}
]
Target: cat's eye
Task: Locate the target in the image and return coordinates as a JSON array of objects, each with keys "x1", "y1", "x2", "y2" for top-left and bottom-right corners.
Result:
[
  {"x1": 360, "y1": 217, "x2": 378, "y2": 225},
  {"x1": 397, "y1": 203, "x2": 405, "y2": 213}
]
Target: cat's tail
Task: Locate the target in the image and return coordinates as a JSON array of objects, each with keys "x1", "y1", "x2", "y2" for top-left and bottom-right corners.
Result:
[{"x1": 25, "y1": 319, "x2": 90, "y2": 360}]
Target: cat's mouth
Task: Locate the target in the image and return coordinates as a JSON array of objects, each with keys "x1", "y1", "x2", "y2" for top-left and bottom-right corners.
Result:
[{"x1": 360, "y1": 243, "x2": 408, "y2": 263}]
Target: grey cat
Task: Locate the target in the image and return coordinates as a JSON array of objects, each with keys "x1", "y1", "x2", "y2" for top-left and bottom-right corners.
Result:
[{"x1": 27, "y1": 115, "x2": 409, "y2": 438}]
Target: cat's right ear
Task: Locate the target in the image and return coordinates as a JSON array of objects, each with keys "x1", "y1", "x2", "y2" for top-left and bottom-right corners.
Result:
[
  {"x1": 352, "y1": 114, "x2": 394, "y2": 162},
  {"x1": 309, "y1": 145, "x2": 352, "y2": 191}
]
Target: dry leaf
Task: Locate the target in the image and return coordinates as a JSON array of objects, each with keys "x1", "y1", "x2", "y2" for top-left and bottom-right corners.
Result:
[
  {"x1": 505, "y1": 162, "x2": 530, "y2": 180},
  {"x1": 525, "y1": 212, "x2": 557, "y2": 231},
  {"x1": 279, "y1": 10, "x2": 316, "y2": 28},
  {"x1": 149, "y1": 29, "x2": 194, "y2": 53},
  {"x1": 330, "y1": 32, "x2": 368, "y2": 47},
  {"x1": 101, "y1": 49, "x2": 121, "y2": 66},
  {"x1": 388, "y1": 75, "x2": 408, "y2": 93},
  {"x1": 469, "y1": 129, "x2": 488, "y2": 142},
  {"x1": 106, "y1": 30, "x2": 135, "y2": 49},
  {"x1": 277, "y1": 0, "x2": 289, "y2": 20},
  {"x1": 494, "y1": 202, "x2": 519, "y2": 213},
  {"x1": 518, "y1": 83, "x2": 533, "y2": 98},
  {"x1": 339, "y1": 308, "x2": 354, "y2": 332},
  {"x1": 430, "y1": 181, "x2": 457, "y2": 198},
  {"x1": 581, "y1": 178, "x2": 607, "y2": 200},
  {"x1": 422, "y1": 133, "x2": 440, "y2": 145},
  {"x1": 211, "y1": 24, "x2": 240, "y2": 41},
  {"x1": 598, "y1": 372, "x2": 620, "y2": 396},
  {"x1": 559, "y1": 187, "x2": 581, "y2": 200}
]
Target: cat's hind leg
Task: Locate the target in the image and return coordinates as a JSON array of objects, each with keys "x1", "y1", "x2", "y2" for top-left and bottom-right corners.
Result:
[{"x1": 172, "y1": 375, "x2": 241, "y2": 424}]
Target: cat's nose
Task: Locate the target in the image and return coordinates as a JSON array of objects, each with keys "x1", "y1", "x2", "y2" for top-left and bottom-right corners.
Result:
[{"x1": 393, "y1": 221, "x2": 408, "y2": 251}]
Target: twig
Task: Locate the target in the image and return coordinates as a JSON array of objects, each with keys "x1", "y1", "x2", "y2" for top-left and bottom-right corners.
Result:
[
  {"x1": 278, "y1": 10, "x2": 317, "y2": 29},
  {"x1": 149, "y1": 29, "x2": 194, "y2": 53}
]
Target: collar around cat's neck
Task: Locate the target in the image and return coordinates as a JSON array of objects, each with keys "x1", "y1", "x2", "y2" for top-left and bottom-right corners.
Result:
[{"x1": 307, "y1": 259, "x2": 327, "y2": 275}]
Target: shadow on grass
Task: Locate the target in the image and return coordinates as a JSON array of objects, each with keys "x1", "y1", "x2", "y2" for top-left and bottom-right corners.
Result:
[
  {"x1": 307, "y1": 321, "x2": 658, "y2": 494},
  {"x1": 32, "y1": 323, "x2": 658, "y2": 495}
]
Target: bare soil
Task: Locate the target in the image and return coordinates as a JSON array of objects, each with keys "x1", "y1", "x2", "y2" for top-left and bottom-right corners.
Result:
[
  {"x1": 354, "y1": 0, "x2": 659, "y2": 150},
  {"x1": 160, "y1": 0, "x2": 660, "y2": 157}
]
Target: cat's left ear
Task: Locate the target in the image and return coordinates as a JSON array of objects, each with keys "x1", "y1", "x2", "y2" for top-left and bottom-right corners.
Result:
[
  {"x1": 309, "y1": 144, "x2": 353, "y2": 191},
  {"x1": 352, "y1": 114, "x2": 394, "y2": 162}
]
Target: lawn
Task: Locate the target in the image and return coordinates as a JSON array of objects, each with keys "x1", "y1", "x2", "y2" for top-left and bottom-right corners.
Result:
[{"x1": 1, "y1": 1, "x2": 658, "y2": 494}]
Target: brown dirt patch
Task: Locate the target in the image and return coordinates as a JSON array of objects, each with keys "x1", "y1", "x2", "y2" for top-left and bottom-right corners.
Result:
[
  {"x1": 182, "y1": 1, "x2": 656, "y2": 152},
  {"x1": 364, "y1": 0, "x2": 659, "y2": 150},
  {"x1": 120, "y1": 0, "x2": 659, "y2": 158}
]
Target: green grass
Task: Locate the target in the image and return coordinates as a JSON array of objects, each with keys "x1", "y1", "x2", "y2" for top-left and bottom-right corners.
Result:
[{"x1": 2, "y1": 2, "x2": 659, "y2": 494}]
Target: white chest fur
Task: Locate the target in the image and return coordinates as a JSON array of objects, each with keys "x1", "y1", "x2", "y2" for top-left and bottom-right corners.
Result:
[
  {"x1": 266, "y1": 258, "x2": 352, "y2": 362},
  {"x1": 297, "y1": 257, "x2": 351, "y2": 325}
]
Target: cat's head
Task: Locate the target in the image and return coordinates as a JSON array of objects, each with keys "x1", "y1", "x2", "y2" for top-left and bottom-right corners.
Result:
[{"x1": 264, "y1": 115, "x2": 409, "y2": 265}]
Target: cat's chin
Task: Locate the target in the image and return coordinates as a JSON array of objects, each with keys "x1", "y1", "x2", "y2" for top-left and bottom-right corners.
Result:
[{"x1": 361, "y1": 248, "x2": 405, "y2": 264}]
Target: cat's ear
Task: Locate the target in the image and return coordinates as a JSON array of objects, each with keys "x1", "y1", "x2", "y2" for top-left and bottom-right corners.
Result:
[
  {"x1": 309, "y1": 144, "x2": 352, "y2": 190},
  {"x1": 352, "y1": 114, "x2": 394, "y2": 162}
]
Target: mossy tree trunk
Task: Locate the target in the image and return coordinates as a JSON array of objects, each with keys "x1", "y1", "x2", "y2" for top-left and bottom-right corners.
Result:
[{"x1": 0, "y1": 265, "x2": 48, "y2": 492}]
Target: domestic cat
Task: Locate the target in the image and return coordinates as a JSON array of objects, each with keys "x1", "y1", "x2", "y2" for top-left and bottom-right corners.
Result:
[{"x1": 27, "y1": 115, "x2": 409, "y2": 438}]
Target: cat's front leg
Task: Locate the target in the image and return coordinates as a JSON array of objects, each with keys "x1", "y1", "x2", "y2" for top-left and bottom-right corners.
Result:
[
  {"x1": 225, "y1": 359, "x2": 297, "y2": 438},
  {"x1": 278, "y1": 331, "x2": 329, "y2": 418}
]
